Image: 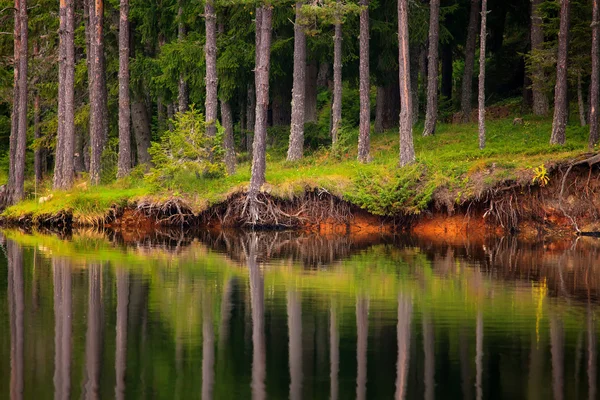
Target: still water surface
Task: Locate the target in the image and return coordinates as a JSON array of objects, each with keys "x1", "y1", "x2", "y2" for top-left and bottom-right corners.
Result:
[{"x1": 0, "y1": 230, "x2": 598, "y2": 399}]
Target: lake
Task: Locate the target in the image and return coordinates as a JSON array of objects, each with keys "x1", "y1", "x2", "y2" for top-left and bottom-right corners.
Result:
[{"x1": 0, "y1": 229, "x2": 598, "y2": 399}]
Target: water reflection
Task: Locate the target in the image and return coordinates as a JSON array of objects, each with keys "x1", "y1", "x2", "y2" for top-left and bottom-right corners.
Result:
[{"x1": 1, "y1": 230, "x2": 600, "y2": 399}]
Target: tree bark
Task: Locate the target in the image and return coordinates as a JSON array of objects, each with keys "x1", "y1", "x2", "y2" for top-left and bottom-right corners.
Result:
[
  {"x1": 374, "y1": 84, "x2": 399, "y2": 133},
  {"x1": 221, "y1": 100, "x2": 236, "y2": 175},
  {"x1": 460, "y1": 0, "x2": 480, "y2": 122},
  {"x1": 317, "y1": 62, "x2": 330, "y2": 87},
  {"x1": 590, "y1": 0, "x2": 600, "y2": 148},
  {"x1": 7, "y1": 0, "x2": 20, "y2": 202},
  {"x1": 177, "y1": 4, "x2": 188, "y2": 113},
  {"x1": 117, "y1": 0, "x2": 131, "y2": 178},
  {"x1": 331, "y1": 1, "x2": 343, "y2": 146},
  {"x1": 531, "y1": 0, "x2": 549, "y2": 116},
  {"x1": 305, "y1": 61, "x2": 318, "y2": 123},
  {"x1": 578, "y1": 72, "x2": 587, "y2": 127},
  {"x1": 205, "y1": 0, "x2": 218, "y2": 139},
  {"x1": 441, "y1": 44, "x2": 453, "y2": 100},
  {"x1": 247, "y1": 83, "x2": 256, "y2": 154},
  {"x1": 398, "y1": 0, "x2": 415, "y2": 167},
  {"x1": 550, "y1": 0, "x2": 570, "y2": 146},
  {"x1": 479, "y1": 0, "x2": 488, "y2": 150},
  {"x1": 423, "y1": 0, "x2": 440, "y2": 136},
  {"x1": 131, "y1": 100, "x2": 151, "y2": 165},
  {"x1": 34, "y1": 87, "x2": 43, "y2": 185},
  {"x1": 287, "y1": 2, "x2": 307, "y2": 161},
  {"x1": 357, "y1": 0, "x2": 370, "y2": 163},
  {"x1": 249, "y1": 6, "x2": 272, "y2": 199},
  {"x1": 89, "y1": 0, "x2": 106, "y2": 185}
]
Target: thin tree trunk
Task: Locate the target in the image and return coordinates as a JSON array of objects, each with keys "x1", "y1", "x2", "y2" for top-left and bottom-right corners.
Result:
[
  {"x1": 305, "y1": 61, "x2": 318, "y2": 123},
  {"x1": 202, "y1": 293, "x2": 215, "y2": 400},
  {"x1": 357, "y1": 0, "x2": 370, "y2": 163},
  {"x1": 395, "y1": 295, "x2": 412, "y2": 400},
  {"x1": 329, "y1": 304, "x2": 339, "y2": 400},
  {"x1": 531, "y1": 0, "x2": 549, "y2": 116},
  {"x1": 114, "y1": 268, "x2": 129, "y2": 400},
  {"x1": 84, "y1": 264, "x2": 103, "y2": 400},
  {"x1": 34, "y1": 83, "x2": 42, "y2": 186},
  {"x1": 117, "y1": 0, "x2": 131, "y2": 178},
  {"x1": 398, "y1": 0, "x2": 415, "y2": 166},
  {"x1": 461, "y1": 0, "x2": 480, "y2": 122},
  {"x1": 441, "y1": 44, "x2": 453, "y2": 100},
  {"x1": 287, "y1": 290, "x2": 303, "y2": 400},
  {"x1": 8, "y1": 240, "x2": 24, "y2": 399},
  {"x1": 331, "y1": 1, "x2": 342, "y2": 146},
  {"x1": 177, "y1": 5, "x2": 188, "y2": 113},
  {"x1": 249, "y1": 6, "x2": 272, "y2": 199},
  {"x1": 221, "y1": 100, "x2": 236, "y2": 175},
  {"x1": 53, "y1": 259, "x2": 72, "y2": 400},
  {"x1": 590, "y1": 0, "x2": 600, "y2": 148},
  {"x1": 205, "y1": 0, "x2": 218, "y2": 139},
  {"x1": 423, "y1": 0, "x2": 440, "y2": 136},
  {"x1": 89, "y1": 0, "x2": 105, "y2": 185},
  {"x1": 287, "y1": 2, "x2": 307, "y2": 161},
  {"x1": 550, "y1": 0, "x2": 570, "y2": 145},
  {"x1": 578, "y1": 72, "x2": 587, "y2": 127},
  {"x1": 410, "y1": 45, "x2": 420, "y2": 125},
  {"x1": 7, "y1": 0, "x2": 20, "y2": 202},
  {"x1": 131, "y1": 100, "x2": 151, "y2": 164},
  {"x1": 247, "y1": 83, "x2": 256, "y2": 154},
  {"x1": 478, "y1": 0, "x2": 488, "y2": 150}
]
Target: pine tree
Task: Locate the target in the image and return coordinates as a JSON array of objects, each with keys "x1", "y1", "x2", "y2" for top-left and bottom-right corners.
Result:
[
  {"x1": 423, "y1": 0, "x2": 440, "y2": 137},
  {"x1": 331, "y1": 0, "x2": 343, "y2": 146},
  {"x1": 531, "y1": 0, "x2": 549, "y2": 116},
  {"x1": 590, "y1": 0, "x2": 599, "y2": 148},
  {"x1": 357, "y1": 0, "x2": 370, "y2": 163},
  {"x1": 398, "y1": 0, "x2": 415, "y2": 166},
  {"x1": 479, "y1": 0, "x2": 488, "y2": 150},
  {"x1": 550, "y1": 0, "x2": 570, "y2": 145},
  {"x1": 460, "y1": 0, "x2": 479, "y2": 123},
  {"x1": 205, "y1": 0, "x2": 218, "y2": 139},
  {"x1": 117, "y1": 0, "x2": 131, "y2": 178},
  {"x1": 287, "y1": 2, "x2": 307, "y2": 162}
]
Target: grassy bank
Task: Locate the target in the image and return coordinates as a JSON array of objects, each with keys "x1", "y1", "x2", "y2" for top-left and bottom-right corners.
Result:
[{"x1": 2, "y1": 116, "x2": 593, "y2": 223}]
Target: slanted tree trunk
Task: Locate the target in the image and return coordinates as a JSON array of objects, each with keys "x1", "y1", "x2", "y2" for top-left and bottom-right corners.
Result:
[
  {"x1": 423, "y1": 0, "x2": 440, "y2": 136},
  {"x1": 357, "y1": 0, "x2": 370, "y2": 163},
  {"x1": 117, "y1": 0, "x2": 131, "y2": 178},
  {"x1": 248, "y1": 6, "x2": 272, "y2": 206},
  {"x1": 305, "y1": 61, "x2": 318, "y2": 123},
  {"x1": 398, "y1": 0, "x2": 415, "y2": 166},
  {"x1": 460, "y1": 0, "x2": 480, "y2": 122},
  {"x1": 177, "y1": 4, "x2": 188, "y2": 113},
  {"x1": 590, "y1": 0, "x2": 599, "y2": 148},
  {"x1": 221, "y1": 100, "x2": 236, "y2": 175},
  {"x1": 550, "y1": 0, "x2": 570, "y2": 145},
  {"x1": 205, "y1": 0, "x2": 218, "y2": 139},
  {"x1": 89, "y1": 0, "x2": 106, "y2": 185},
  {"x1": 331, "y1": 0, "x2": 343, "y2": 145},
  {"x1": 247, "y1": 83, "x2": 256, "y2": 153},
  {"x1": 131, "y1": 100, "x2": 151, "y2": 164},
  {"x1": 287, "y1": 2, "x2": 307, "y2": 161},
  {"x1": 478, "y1": 0, "x2": 488, "y2": 150},
  {"x1": 531, "y1": 0, "x2": 549, "y2": 116},
  {"x1": 578, "y1": 72, "x2": 587, "y2": 127}
]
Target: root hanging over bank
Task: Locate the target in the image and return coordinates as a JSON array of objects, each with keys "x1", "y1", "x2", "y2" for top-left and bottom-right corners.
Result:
[{"x1": 136, "y1": 198, "x2": 196, "y2": 226}]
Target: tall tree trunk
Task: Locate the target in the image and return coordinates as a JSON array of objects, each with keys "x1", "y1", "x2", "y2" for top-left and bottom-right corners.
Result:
[
  {"x1": 247, "y1": 83, "x2": 256, "y2": 153},
  {"x1": 221, "y1": 100, "x2": 236, "y2": 175},
  {"x1": 117, "y1": 0, "x2": 131, "y2": 178},
  {"x1": 578, "y1": 72, "x2": 587, "y2": 127},
  {"x1": 460, "y1": 0, "x2": 480, "y2": 122},
  {"x1": 34, "y1": 84, "x2": 43, "y2": 186},
  {"x1": 248, "y1": 234, "x2": 266, "y2": 400},
  {"x1": 8, "y1": 240, "x2": 24, "y2": 399},
  {"x1": 374, "y1": 83, "x2": 400, "y2": 133},
  {"x1": 357, "y1": 0, "x2": 370, "y2": 163},
  {"x1": 89, "y1": 0, "x2": 106, "y2": 185},
  {"x1": 395, "y1": 295, "x2": 412, "y2": 399},
  {"x1": 329, "y1": 304, "x2": 339, "y2": 400},
  {"x1": 202, "y1": 293, "x2": 215, "y2": 400},
  {"x1": 550, "y1": 0, "x2": 570, "y2": 145},
  {"x1": 84, "y1": 264, "x2": 103, "y2": 400},
  {"x1": 205, "y1": 0, "x2": 218, "y2": 139},
  {"x1": 248, "y1": 5, "x2": 272, "y2": 217},
  {"x1": 478, "y1": 0, "x2": 488, "y2": 150},
  {"x1": 131, "y1": 100, "x2": 151, "y2": 164},
  {"x1": 423, "y1": 0, "x2": 440, "y2": 136},
  {"x1": 531, "y1": 0, "x2": 549, "y2": 116},
  {"x1": 7, "y1": 0, "x2": 20, "y2": 202},
  {"x1": 287, "y1": 2, "x2": 307, "y2": 161},
  {"x1": 115, "y1": 268, "x2": 129, "y2": 400},
  {"x1": 331, "y1": 1, "x2": 342, "y2": 145},
  {"x1": 177, "y1": 5, "x2": 188, "y2": 113},
  {"x1": 441, "y1": 44, "x2": 453, "y2": 100},
  {"x1": 590, "y1": 0, "x2": 600, "y2": 148},
  {"x1": 287, "y1": 290, "x2": 303, "y2": 400},
  {"x1": 53, "y1": 259, "x2": 72, "y2": 400},
  {"x1": 398, "y1": 0, "x2": 415, "y2": 166},
  {"x1": 304, "y1": 61, "x2": 318, "y2": 123}
]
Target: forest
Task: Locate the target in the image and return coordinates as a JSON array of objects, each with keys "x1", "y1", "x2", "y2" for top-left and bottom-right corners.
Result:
[{"x1": 0, "y1": 0, "x2": 599, "y2": 226}]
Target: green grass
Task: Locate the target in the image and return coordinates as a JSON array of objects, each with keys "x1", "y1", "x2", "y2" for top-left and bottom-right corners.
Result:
[{"x1": 3, "y1": 116, "x2": 593, "y2": 222}]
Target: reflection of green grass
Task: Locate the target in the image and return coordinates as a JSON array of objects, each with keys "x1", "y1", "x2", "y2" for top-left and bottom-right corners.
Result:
[{"x1": 2, "y1": 117, "x2": 593, "y2": 222}]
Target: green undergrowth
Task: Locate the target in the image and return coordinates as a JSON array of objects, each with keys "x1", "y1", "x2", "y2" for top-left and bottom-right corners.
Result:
[{"x1": 3, "y1": 116, "x2": 593, "y2": 222}]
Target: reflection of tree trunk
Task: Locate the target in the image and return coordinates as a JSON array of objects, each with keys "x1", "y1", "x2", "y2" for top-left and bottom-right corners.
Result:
[
  {"x1": 247, "y1": 234, "x2": 266, "y2": 400},
  {"x1": 219, "y1": 279, "x2": 234, "y2": 347},
  {"x1": 423, "y1": 315, "x2": 434, "y2": 400},
  {"x1": 53, "y1": 259, "x2": 72, "y2": 400},
  {"x1": 356, "y1": 297, "x2": 369, "y2": 400},
  {"x1": 528, "y1": 333, "x2": 544, "y2": 400},
  {"x1": 8, "y1": 240, "x2": 24, "y2": 400},
  {"x1": 202, "y1": 293, "x2": 215, "y2": 400},
  {"x1": 287, "y1": 290, "x2": 302, "y2": 400},
  {"x1": 588, "y1": 307, "x2": 596, "y2": 400},
  {"x1": 84, "y1": 264, "x2": 103, "y2": 400},
  {"x1": 475, "y1": 311, "x2": 483, "y2": 400},
  {"x1": 459, "y1": 328, "x2": 472, "y2": 400},
  {"x1": 550, "y1": 315, "x2": 564, "y2": 400},
  {"x1": 395, "y1": 295, "x2": 412, "y2": 400},
  {"x1": 329, "y1": 304, "x2": 339, "y2": 400},
  {"x1": 115, "y1": 267, "x2": 129, "y2": 400}
]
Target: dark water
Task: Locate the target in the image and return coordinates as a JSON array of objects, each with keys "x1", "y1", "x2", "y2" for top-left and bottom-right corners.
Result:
[{"x1": 0, "y1": 229, "x2": 599, "y2": 400}]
